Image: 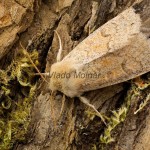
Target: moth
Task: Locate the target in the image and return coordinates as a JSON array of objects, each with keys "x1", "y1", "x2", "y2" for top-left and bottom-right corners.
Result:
[
  {"x1": 50, "y1": 6, "x2": 150, "y2": 95},
  {"x1": 26, "y1": 1, "x2": 150, "y2": 123}
]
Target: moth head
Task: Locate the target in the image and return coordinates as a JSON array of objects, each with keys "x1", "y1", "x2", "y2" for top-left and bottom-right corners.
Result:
[
  {"x1": 49, "y1": 61, "x2": 72, "y2": 92},
  {"x1": 49, "y1": 61, "x2": 84, "y2": 97},
  {"x1": 49, "y1": 62, "x2": 62, "y2": 91}
]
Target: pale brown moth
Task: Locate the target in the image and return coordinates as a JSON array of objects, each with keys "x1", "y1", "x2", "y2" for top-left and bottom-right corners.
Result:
[
  {"x1": 28, "y1": 1, "x2": 150, "y2": 123},
  {"x1": 50, "y1": 5, "x2": 150, "y2": 96}
]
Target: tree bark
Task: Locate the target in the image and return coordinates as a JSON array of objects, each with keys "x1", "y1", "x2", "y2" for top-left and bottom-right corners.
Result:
[{"x1": 0, "y1": 0, "x2": 150, "y2": 150}]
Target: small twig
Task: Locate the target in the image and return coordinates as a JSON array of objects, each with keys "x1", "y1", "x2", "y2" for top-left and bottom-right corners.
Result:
[{"x1": 20, "y1": 42, "x2": 49, "y2": 84}]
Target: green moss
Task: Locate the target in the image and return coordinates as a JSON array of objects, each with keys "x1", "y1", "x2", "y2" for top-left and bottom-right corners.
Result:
[
  {"x1": 100, "y1": 75, "x2": 150, "y2": 144},
  {"x1": 134, "y1": 93, "x2": 150, "y2": 114},
  {"x1": 133, "y1": 77, "x2": 150, "y2": 114},
  {"x1": 0, "y1": 49, "x2": 38, "y2": 149},
  {"x1": 99, "y1": 83, "x2": 137, "y2": 144},
  {"x1": 100, "y1": 106, "x2": 128, "y2": 144}
]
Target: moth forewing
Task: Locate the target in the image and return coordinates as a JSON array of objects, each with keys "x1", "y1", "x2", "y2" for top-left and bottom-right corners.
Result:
[
  {"x1": 78, "y1": 34, "x2": 150, "y2": 93},
  {"x1": 62, "y1": 8, "x2": 141, "y2": 64}
]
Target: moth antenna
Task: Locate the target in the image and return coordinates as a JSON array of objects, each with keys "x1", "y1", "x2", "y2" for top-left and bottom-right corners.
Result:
[
  {"x1": 20, "y1": 42, "x2": 49, "y2": 84},
  {"x1": 88, "y1": 25, "x2": 91, "y2": 35},
  {"x1": 35, "y1": 73, "x2": 50, "y2": 76},
  {"x1": 79, "y1": 96, "x2": 107, "y2": 125},
  {"x1": 54, "y1": 30, "x2": 63, "y2": 62}
]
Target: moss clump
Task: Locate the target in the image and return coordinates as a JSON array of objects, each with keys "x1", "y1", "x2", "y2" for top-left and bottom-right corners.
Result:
[
  {"x1": 0, "y1": 49, "x2": 38, "y2": 149},
  {"x1": 100, "y1": 75, "x2": 150, "y2": 144},
  {"x1": 134, "y1": 93, "x2": 150, "y2": 114}
]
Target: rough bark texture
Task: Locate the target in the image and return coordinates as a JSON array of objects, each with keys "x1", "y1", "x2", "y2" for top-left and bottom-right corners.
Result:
[{"x1": 0, "y1": 0, "x2": 150, "y2": 150}]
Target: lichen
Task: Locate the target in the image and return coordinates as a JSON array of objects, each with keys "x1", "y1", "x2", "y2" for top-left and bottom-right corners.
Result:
[{"x1": 0, "y1": 49, "x2": 38, "y2": 149}]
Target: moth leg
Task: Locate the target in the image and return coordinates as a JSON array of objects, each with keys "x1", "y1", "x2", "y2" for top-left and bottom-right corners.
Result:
[
  {"x1": 50, "y1": 91, "x2": 57, "y2": 128},
  {"x1": 59, "y1": 94, "x2": 66, "y2": 117},
  {"x1": 79, "y1": 96, "x2": 106, "y2": 125},
  {"x1": 54, "y1": 30, "x2": 63, "y2": 62},
  {"x1": 141, "y1": 26, "x2": 150, "y2": 38}
]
